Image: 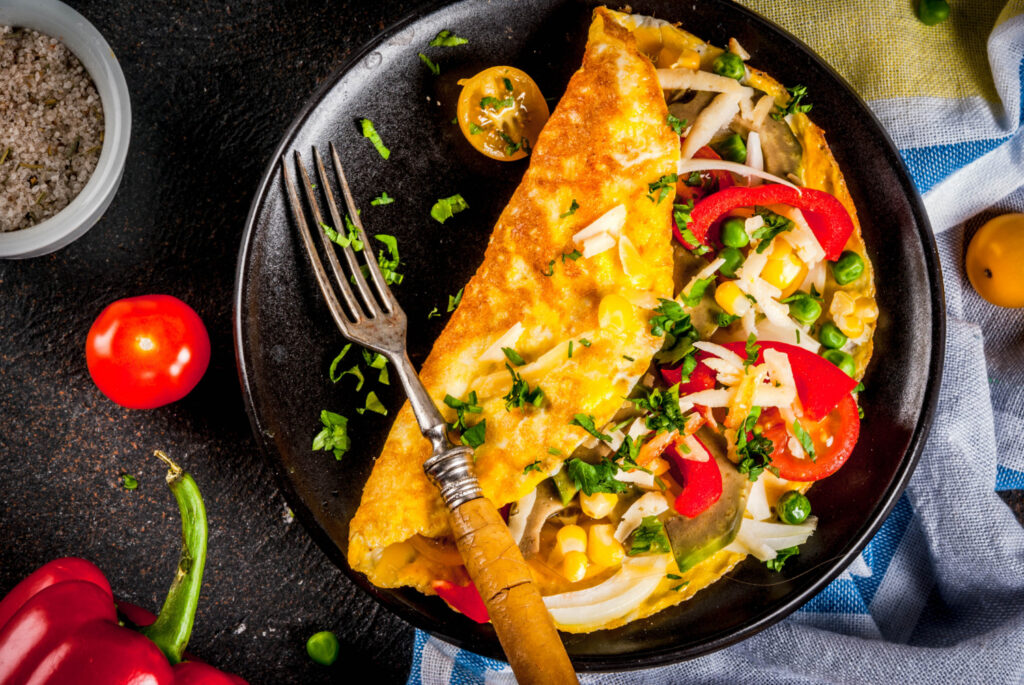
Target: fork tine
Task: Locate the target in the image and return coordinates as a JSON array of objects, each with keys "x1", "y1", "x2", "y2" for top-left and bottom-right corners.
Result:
[
  {"x1": 292, "y1": 151, "x2": 365, "y2": 322},
  {"x1": 312, "y1": 146, "x2": 384, "y2": 316},
  {"x1": 281, "y1": 157, "x2": 356, "y2": 334},
  {"x1": 329, "y1": 141, "x2": 398, "y2": 313}
]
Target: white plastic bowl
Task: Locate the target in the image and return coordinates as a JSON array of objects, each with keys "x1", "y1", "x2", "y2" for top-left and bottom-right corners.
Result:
[{"x1": 0, "y1": 0, "x2": 131, "y2": 259}]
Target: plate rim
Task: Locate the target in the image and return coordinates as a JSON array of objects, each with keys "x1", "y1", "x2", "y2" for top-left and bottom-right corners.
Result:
[{"x1": 233, "y1": 0, "x2": 946, "y2": 670}]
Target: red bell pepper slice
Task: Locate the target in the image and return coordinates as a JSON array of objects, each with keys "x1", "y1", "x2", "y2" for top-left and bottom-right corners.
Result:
[
  {"x1": 665, "y1": 438, "x2": 723, "y2": 518},
  {"x1": 718, "y1": 340, "x2": 857, "y2": 421},
  {"x1": 660, "y1": 351, "x2": 717, "y2": 395},
  {"x1": 0, "y1": 453, "x2": 247, "y2": 685},
  {"x1": 432, "y1": 579, "x2": 490, "y2": 624},
  {"x1": 682, "y1": 184, "x2": 855, "y2": 261}
]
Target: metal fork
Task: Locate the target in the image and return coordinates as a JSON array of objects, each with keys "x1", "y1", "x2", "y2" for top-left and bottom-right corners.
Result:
[{"x1": 282, "y1": 144, "x2": 578, "y2": 685}]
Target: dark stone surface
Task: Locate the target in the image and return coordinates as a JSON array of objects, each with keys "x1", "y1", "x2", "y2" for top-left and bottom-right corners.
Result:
[{"x1": 1, "y1": 1, "x2": 1021, "y2": 683}]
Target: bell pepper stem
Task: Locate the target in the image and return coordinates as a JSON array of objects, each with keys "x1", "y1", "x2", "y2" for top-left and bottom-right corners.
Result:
[{"x1": 141, "y1": 450, "x2": 208, "y2": 665}]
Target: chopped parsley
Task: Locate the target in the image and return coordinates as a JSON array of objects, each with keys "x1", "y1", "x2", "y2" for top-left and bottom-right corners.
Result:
[
  {"x1": 671, "y1": 581, "x2": 690, "y2": 592},
  {"x1": 667, "y1": 113, "x2": 687, "y2": 135},
  {"x1": 444, "y1": 391, "x2": 482, "y2": 432},
  {"x1": 503, "y1": 77, "x2": 513, "y2": 91},
  {"x1": 428, "y1": 29, "x2": 468, "y2": 47},
  {"x1": 370, "y1": 235, "x2": 403, "y2": 285},
  {"x1": 765, "y1": 546, "x2": 800, "y2": 572},
  {"x1": 650, "y1": 298, "x2": 699, "y2": 365},
  {"x1": 468, "y1": 122, "x2": 484, "y2": 135},
  {"x1": 428, "y1": 307, "x2": 440, "y2": 319},
  {"x1": 666, "y1": 573, "x2": 683, "y2": 580},
  {"x1": 744, "y1": 333, "x2": 761, "y2": 368},
  {"x1": 614, "y1": 435, "x2": 650, "y2": 473},
  {"x1": 683, "y1": 171, "x2": 703, "y2": 187},
  {"x1": 547, "y1": 447, "x2": 563, "y2": 456},
  {"x1": 541, "y1": 259, "x2": 555, "y2": 277},
  {"x1": 673, "y1": 201, "x2": 710, "y2": 255},
  {"x1": 716, "y1": 312, "x2": 740, "y2": 328},
  {"x1": 460, "y1": 419, "x2": 487, "y2": 448},
  {"x1": 751, "y1": 206, "x2": 794, "y2": 252},
  {"x1": 680, "y1": 277, "x2": 714, "y2": 307},
  {"x1": 570, "y1": 414, "x2": 611, "y2": 441},
  {"x1": 312, "y1": 410, "x2": 351, "y2": 460},
  {"x1": 328, "y1": 343, "x2": 353, "y2": 382},
  {"x1": 623, "y1": 354, "x2": 635, "y2": 361},
  {"x1": 356, "y1": 390, "x2": 387, "y2": 416},
  {"x1": 502, "y1": 347, "x2": 525, "y2": 365},
  {"x1": 560, "y1": 199, "x2": 579, "y2": 218},
  {"x1": 334, "y1": 364, "x2": 365, "y2": 391},
  {"x1": 566, "y1": 457, "x2": 627, "y2": 496},
  {"x1": 430, "y1": 194, "x2": 469, "y2": 223},
  {"x1": 480, "y1": 96, "x2": 515, "y2": 110},
  {"x1": 496, "y1": 130, "x2": 529, "y2": 156},
  {"x1": 418, "y1": 52, "x2": 440, "y2": 75},
  {"x1": 523, "y1": 460, "x2": 542, "y2": 474},
  {"x1": 631, "y1": 385, "x2": 690, "y2": 434},
  {"x1": 735, "y1": 406, "x2": 777, "y2": 481},
  {"x1": 361, "y1": 349, "x2": 389, "y2": 384},
  {"x1": 647, "y1": 173, "x2": 679, "y2": 203},
  {"x1": 793, "y1": 420, "x2": 816, "y2": 460},
  {"x1": 629, "y1": 515, "x2": 671, "y2": 555},
  {"x1": 371, "y1": 192, "x2": 394, "y2": 206},
  {"x1": 447, "y1": 288, "x2": 464, "y2": 312},
  {"x1": 359, "y1": 118, "x2": 390, "y2": 159},
  {"x1": 771, "y1": 85, "x2": 812, "y2": 121},
  {"x1": 502, "y1": 363, "x2": 544, "y2": 410},
  {"x1": 567, "y1": 340, "x2": 574, "y2": 359},
  {"x1": 561, "y1": 248, "x2": 582, "y2": 262},
  {"x1": 578, "y1": 338, "x2": 591, "y2": 347},
  {"x1": 120, "y1": 473, "x2": 138, "y2": 490}
]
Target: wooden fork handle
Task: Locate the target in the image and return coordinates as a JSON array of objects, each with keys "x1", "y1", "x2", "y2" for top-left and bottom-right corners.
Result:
[{"x1": 449, "y1": 497, "x2": 579, "y2": 685}]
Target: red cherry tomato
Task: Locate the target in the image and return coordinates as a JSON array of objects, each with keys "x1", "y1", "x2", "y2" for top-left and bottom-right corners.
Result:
[
  {"x1": 758, "y1": 394, "x2": 861, "y2": 481},
  {"x1": 86, "y1": 295, "x2": 211, "y2": 409}
]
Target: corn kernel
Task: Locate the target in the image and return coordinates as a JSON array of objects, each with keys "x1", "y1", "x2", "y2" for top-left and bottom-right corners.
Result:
[
  {"x1": 562, "y1": 550, "x2": 590, "y2": 582},
  {"x1": 834, "y1": 316, "x2": 864, "y2": 339},
  {"x1": 761, "y1": 241, "x2": 807, "y2": 294},
  {"x1": 588, "y1": 524, "x2": 625, "y2": 567},
  {"x1": 599, "y1": 293, "x2": 639, "y2": 332},
  {"x1": 580, "y1": 492, "x2": 618, "y2": 519},
  {"x1": 714, "y1": 280, "x2": 751, "y2": 317},
  {"x1": 675, "y1": 48, "x2": 701, "y2": 70},
  {"x1": 830, "y1": 292, "x2": 875, "y2": 339},
  {"x1": 555, "y1": 524, "x2": 588, "y2": 556},
  {"x1": 855, "y1": 297, "x2": 879, "y2": 321}
]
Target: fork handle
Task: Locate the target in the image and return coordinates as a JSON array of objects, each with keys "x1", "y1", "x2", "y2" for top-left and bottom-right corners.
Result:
[{"x1": 448, "y1": 497, "x2": 579, "y2": 685}]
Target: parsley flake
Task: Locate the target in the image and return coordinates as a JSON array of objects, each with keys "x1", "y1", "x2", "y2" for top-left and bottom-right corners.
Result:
[
  {"x1": 523, "y1": 460, "x2": 542, "y2": 474},
  {"x1": 502, "y1": 363, "x2": 544, "y2": 410},
  {"x1": 765, "y1": 546, "x2": 800, "y2": 571},
  {"x1": 328, "y1": 343, "x2": 353, "y2": 382},
  {"x1": 120, "y1": 473, "x2": 138, "y2": 490},
  {"x1": 560, "y1": 199, "x2": 579, "y2": 218},
  {"x1": 744, "y1": 334, "x2": 761, "y2": 368},
  {"x1": 771, "y1": 85, "x2": 812, "y2": 121},
  {"x1": 312, "y1": 410, "x2": 351, "y2": 460},
  {"x1": 647, "y1": 173, "x2": 679, "y2": 203},
  {"x1": 447, "y1": 288, "x2": 464, "y2": 312},
  {"x1": 368, "y1": 235, "x2": 403, "y2": 285},
  {"x1": 444, "y1": 392, "x2": 482, "y2": 432},
  {"x1": 371, "y1": 192, "x2": 394, "y2": 206},
  {"x1": 569, "y1": 414, "x2": 611, "y2": 442},
  {"x1": 418, "y1": 52, "x2": 440, "y2": 75},
  {"x1": 428, "y1": 307, "x2": 440, "y2": 319},
  {"x1": 541, "y1": 259, "x2": 555, "y2": 277},
  {"x1": 667, "y1": 113, "x2": 687, "y2": 135},
  {"x1": 502, "y1": 347, "x2": 525, "y2": 365},
  {"x1": 751, "y1": 206, "x2": 794, "y2": 252},
  {"x1": 428, "y1": 29, "x2": 468, "y2": 47},
  {"x1": 460, "y1": 420, "x2": 487, "y2": 448},
  {"x1": 480, "y1": 96, "x2": 515, "y2": 111},
  {"x1": 356, "y1": 391, "x2": 387, "y2": 416},
  {"x1": 468, "y1": 122, "x2": 484, "y2": 135},
  {"x1": 566, "y1": 457, "x2": 627, "y2": 496},
  {"x1": 430, "y1": 194, "x2": 469, "y2": 223},
  {"x1": 561, "y1": 248, "x2": 582, "y2": 263},
  {"x1": 629, "y1": 515, "x2": 671, "y2": 555},
  {"x1": 793, "y1": 420, "x2": 816, "y2": 461},
  {"x1": 359, "y1": 118, "x2": 390, "y2": 159}
]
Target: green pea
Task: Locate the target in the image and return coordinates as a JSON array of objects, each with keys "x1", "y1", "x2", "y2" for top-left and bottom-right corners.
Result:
[
  {"x1": 307, "y1": 630, "x2": 340, "y2": 666},
  {"x1": 787, "y1": 294, "x2": 821, "y2": 326},
  {"x1": 831, "y1": 250, "x2": 864, "y2": 285},
  {"x1": 712, "y1": 52, "x2": 745, "y2": 81},
  {"x1": 720, "y1": 217, "x2": 750, "y2": 248},
  {"x1": 822, "y1": 349, "x2": 856, "y2": 377},
  {"x1": 718, "y1": 246, "x2": 744, "y2": 278},
  {"x1": 777, "y1": 490, "x2": 811, "y2": 525},
  {"x1": 713, "y1": 133, "x2": 747, "y2": 163},
  {"x1": 819, "y1": 321, "x2": 847, "y2": 349},
  {"x1": 917, "y1": 0, "x2": 950, "y2": 25}
]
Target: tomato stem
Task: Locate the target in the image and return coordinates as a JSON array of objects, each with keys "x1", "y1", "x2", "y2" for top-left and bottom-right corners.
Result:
[{"x1": 140, "y1": 450, "x2": 208, "y2": 665}]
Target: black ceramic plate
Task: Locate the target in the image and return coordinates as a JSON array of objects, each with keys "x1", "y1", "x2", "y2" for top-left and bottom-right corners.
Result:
[{"x1": 234, "y1": 0, "x2": 944, "y2": 669}]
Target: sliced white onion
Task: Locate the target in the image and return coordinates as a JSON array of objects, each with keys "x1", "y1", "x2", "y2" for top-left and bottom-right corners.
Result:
[
  {"x1": 750, "y1": 94, "x2": 775, "y2": 129},
  {"x1": 756, "y1": 316, "x2": 821, "y2": 354},
  {"x1": 656, "y1": 68, "x2": 753, "y2": 96},
  {"x1": 692, "y1": 340, "x2": 745, "y2": 370},
  {"x1": 747, "y1": 477, "x2": 772, "y2": 520},
  {"x1": 544, "y1": 556, "x2": 670, "y2": 626},
  {"x1": 479, "y1": 322, "x2": 525, "y2": 362},
  {"x1": 573, "y1": 204, "x2": 626, "y2": 243},
  {"x1": 745, "y1": 130, "x2": 764, "y2": 186},
  {"x1": 677, "y1": 159, "x2": 801, "y2": 191},
  {"x1": 614, "y1": 493, "x2": 670, "y2": 542},
  {"x1": 729, "y1": 37, "x2": 751, "y2": 61},
  {"x1": 724, "y1": 516, "x2": 818, "y2": 561},
  {"x1": 582, "y1": 232, "x2": 617, "y2": 258},
  {"x1": 681, "y1": 92, "x2": 743, "y2": 160},
  {"x1": 507, "y1": 489, "x2": 537, "y2": 546}
]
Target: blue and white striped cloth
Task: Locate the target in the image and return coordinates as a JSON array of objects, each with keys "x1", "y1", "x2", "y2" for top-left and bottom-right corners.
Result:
[{"x1": 408, "y1": 2, "x2": 1024, "y2": 681}]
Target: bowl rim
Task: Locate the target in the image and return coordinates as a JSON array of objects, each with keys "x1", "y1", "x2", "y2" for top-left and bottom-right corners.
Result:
[
  {"x1": 0, "y1": 0, "x2": 131, "y2": 259},
  {"x1": 233, "y1": 0, "x2": 946, "y2": 670}
]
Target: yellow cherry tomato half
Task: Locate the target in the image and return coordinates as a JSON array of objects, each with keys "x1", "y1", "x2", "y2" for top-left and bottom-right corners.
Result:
[
  {"x1": 456, "y1": 66, "x2": 549, "y2": 162},
  {"x1": 966, "y1": 213, "x2": 1024, "y2": 308}
]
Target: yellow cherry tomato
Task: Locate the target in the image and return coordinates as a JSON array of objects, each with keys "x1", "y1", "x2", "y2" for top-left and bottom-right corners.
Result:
[
  {"x1": 966, "y1": 213, "x2": 1024, "y2": 308},
  {"x1": 456, "y1": 66, "x2": 549, "y2": 162}
]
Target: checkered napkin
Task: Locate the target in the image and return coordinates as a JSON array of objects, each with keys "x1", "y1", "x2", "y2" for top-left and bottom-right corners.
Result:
[{"x1": 408, "y1": 2, "x2": 1024, "y2": 681}]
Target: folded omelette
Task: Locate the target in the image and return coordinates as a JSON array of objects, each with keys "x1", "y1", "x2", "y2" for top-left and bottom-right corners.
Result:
[{"x1": 347, "y1": 7, "x2": 876, "y2": 634}]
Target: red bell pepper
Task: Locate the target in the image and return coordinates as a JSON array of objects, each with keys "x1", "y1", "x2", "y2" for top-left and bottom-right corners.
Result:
[
  {"x1": 678, "y1": 184, "x2": 855, "y2": 260},
  {"x1": 660, "y1": 351, "x2": 717, "y2": 394},
  {"x1": 0, "y1": 452, "x2": 246, "y2": 685},
  {"x1": 716, "y1": 340, "x2": 857, "y2": 421},
  {"x1": 665, "y1": 438, "x2": 722, "y2": 518},
  {"x1": 431, "y1": 579, "x2": 490, "y2": 624}
]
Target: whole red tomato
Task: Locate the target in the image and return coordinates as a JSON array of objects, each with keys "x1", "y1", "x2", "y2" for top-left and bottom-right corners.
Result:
[{"x1": 86, "y1": 295, "x2": 211, "y2": 409}]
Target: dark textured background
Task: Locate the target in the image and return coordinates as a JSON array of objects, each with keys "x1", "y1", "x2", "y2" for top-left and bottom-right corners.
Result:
[{"x1": 1, "y1": 1, "x2": 1021, "y2": 683}]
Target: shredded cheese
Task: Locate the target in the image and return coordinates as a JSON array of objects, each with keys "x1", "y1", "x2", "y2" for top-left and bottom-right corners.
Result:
[
  {"x1": 614, "y1": 492, "x2": 670, "y2": 542},
  {"x1": 479, "y1": 322, "x2": 525, "y2": 362},
  {"x1": 680, "y1": 91, "x2": 744, "y2": 160},
  {"x1": 573, "y1": 204, "x2": 626, "y2": 244}
]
